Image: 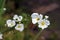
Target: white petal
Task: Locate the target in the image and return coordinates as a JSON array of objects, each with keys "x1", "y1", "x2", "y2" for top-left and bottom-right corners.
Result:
[
  {"x1": 13, "y1": 15, "x2": 23, "y2": 22},
  {"x1": 6, "y1": 19, "x2": 11, "y2": 25},
  {"x1": 13, "y1": 15, "x2": 18, "y2": 19},
  {"x1": 19, "y1": 24, "x2": 24, "y2": 32},
  {"x1": 31, "y1": 13, "x2": 39, "y2": 18},
  {"x1": 18, "y1": 16, "x2": 23, "y2": 21},
  {"x1": 38, "y1": 24, "x2": 48, "y2": 29},
  {"x1": 13, "y1": 15, "x2": 19, "y2": 22},
  {"x1": 45, "y1": 20, "x2": 50, "y2": 25},
  {"x1": 39, "y1": 14, "x2": 43, "y2": 19},
  {"x1": 6, "y1": 20, "x2": 16, "y2": 27},
  {"x1": 15, "y1": 24, "x2": 24, "y2": 32},
  {"x1": 0, "y1": 34, "x2": 3, "y2": 39},
  {"x1": 9, "y1": 21, "x2": 15, "y2": 27},
  {"x1": 45, "y1": 15, "x2": 49, "y2": 18},
  {"x1": 32, "y1": 19, "x2": 38, "y2": 24},
  {"x1": 12, "y1": 20, "x2": 16, "y2": 25},
  {"x1": 38, "y1": 19, "x2": 48, "y2": 29},
  {"x1": 31, "y1": 13, "x2": 41, "y2": 24},
  {"x1": 3, "y1": 8, "x2": 6, "y2": 10}
]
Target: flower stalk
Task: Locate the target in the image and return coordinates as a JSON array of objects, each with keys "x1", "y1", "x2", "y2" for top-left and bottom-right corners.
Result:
[{"x1": 33, "y1": 29, "x2": 43, "y2": 40}]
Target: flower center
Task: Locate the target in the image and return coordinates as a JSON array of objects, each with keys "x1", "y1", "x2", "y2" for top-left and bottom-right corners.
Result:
[
  {"x1": 16, "y1": 19, "x2": 18, "y2": 21},
  {"x1": 36, "y1": 18, "x2": 40, "y2": 21},
  {"x1": 18, "y1": 25, "x2": 21, "y2": 28},
  {"x1": 11, "y1": 23, "x2": 14, "y2": 26},
  {"x1": 41, "y1": 21, "x2": 45, "y2": 26}
]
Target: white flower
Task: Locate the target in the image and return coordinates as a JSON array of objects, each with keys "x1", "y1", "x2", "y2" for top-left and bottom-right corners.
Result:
[
  {"x1": 38, "y1": 19, "x2": 50, "y2": 29},
  {"x1": 6, "y1": 19, "x2": 16, "y2": 27},
  {"x1": 31, "y1": 13, "x2": 43, "y2": 24},
  {"x1": 3, "y1": 8, "x2": 6, "y2": 11},
  {"x1": 0, "y1": 33, "x2": 3, "y2": 39},
  {"x1": 18, "y1": 16, "x2": 23, "y2": 21},
  {"x1": 45, "y1": 15, "x2": 49, "y2": 19},
  {"x1": 15, "y1": 24, "x2": 24, "y2": 32},
  {"x1": 13, "y1": 15, "x2": 23, "y2": 22},
  {"x1": 13, "y1": 15, "x2": 19, "y2": 22}
]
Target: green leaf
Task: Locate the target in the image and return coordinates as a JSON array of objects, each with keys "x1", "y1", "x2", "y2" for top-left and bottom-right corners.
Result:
[
  {"x1": 0, "y1": 0, "x2": 6, "y2": 16},
  {"x1": 0, "y1": 0, "x2": 6, "y2": 27}
]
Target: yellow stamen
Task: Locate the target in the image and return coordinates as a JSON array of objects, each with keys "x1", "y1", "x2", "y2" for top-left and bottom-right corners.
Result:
[
  {"x1": 41, "y1": 21, "x2": 45, "y2": 26},
  {"x1": 11, "y1": 23, "x2": 14, "y2": 26},
  {"x1": 18, "y1": 25, "x2": 21, "y2": 28},
  {"x1": 36, "y1": 18, "x2": 40, "y2": 21}
]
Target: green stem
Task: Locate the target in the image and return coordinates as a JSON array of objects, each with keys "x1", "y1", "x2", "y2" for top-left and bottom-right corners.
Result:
[
  {"x1": 33, "y1": 30, "x2": 43, "y2": 40},
  {"x1": 0, "y1": 0, "x2": 6, "y2": 16}
]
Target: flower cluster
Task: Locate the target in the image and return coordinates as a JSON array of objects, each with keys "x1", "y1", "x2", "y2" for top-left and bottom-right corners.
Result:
[
  {"x1": 31, "y1": 13, "x2": 50, "y2": 29},
  {"x1": 6, "y1": 15, "x2": 24, "y2": 32}
]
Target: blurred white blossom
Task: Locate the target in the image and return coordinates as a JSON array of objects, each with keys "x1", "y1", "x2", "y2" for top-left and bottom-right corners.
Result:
[
  {"x1": 18, "y1": 16, "x2": 23, "y2": 21},
  {"x1": 3, "y1": 8, "x2": 6, "y2": 11},
  {"x1": 31, "y1": 13, "x2": 50, "y2": 29},
  {"x1": 31, "y1": 13, "x2": 43, "y2": 24},
  {"x1": 6, "y1": 19, "x2": 16, "y2": 27},
  {"x1": 13, "y1": 15, "x2": 23, "y2": 22},
  {"x1": 0, "y1": 33, "x2": 3, "y2": 39},
  {"x1": 45, "y1": 15, "x2": 49, "y2": 19},
  {"x1": 38, "y1": 19, "x2": 50, "y2": 29},
  {"x1": 15, "y1": 24, "x2": 24, "y2": 32}
]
